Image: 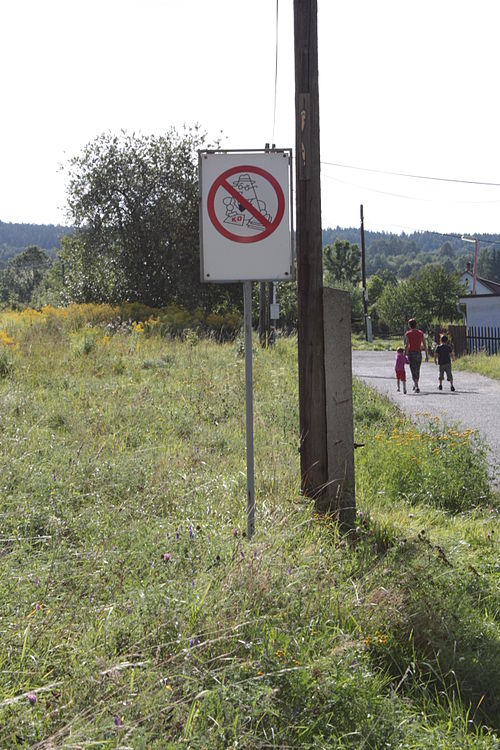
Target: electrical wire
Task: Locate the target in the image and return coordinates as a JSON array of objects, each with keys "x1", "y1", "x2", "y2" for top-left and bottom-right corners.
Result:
[
  {"x1": 271, "y1": 0, "x2": 279, "y2": 146},
  {"x1": 321, "y1": 160, "x2": 500, "y2": 188},
  {"x1": 320, "y1": 170, "x2": 500, "y2": 205},
  {"x1": 319, "y1": 159, "x2": 500, "y2": 241}
]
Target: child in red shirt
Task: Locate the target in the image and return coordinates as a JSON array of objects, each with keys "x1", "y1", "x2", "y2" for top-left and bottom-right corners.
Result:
[{"x1": 395, "y1": 347, "x2": 409, "y2": 394}]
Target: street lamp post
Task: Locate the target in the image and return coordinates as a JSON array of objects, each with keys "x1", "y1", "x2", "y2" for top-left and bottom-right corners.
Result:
[{"x1": 461, "y1": 235, "x2": 479, "y2": 294}]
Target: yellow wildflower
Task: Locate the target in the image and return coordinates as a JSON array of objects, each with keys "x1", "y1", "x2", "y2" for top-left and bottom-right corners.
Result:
[{"x1": 0, "y1": 330, "x2": 15, "y2": 346}]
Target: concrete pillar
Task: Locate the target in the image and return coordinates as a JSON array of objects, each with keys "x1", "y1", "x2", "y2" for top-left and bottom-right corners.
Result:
[{"x1": 322, "y1": 287, "x2": 356, "y2": 525}]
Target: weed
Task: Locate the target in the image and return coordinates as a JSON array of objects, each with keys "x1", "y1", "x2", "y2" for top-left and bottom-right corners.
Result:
[
  {"x1": 0, "y1": 350, "x2": 12, "y2": 378},
  {"x1": 454, "y1": 351, "x2": 500, "y2": 381},
  {"x1": 0, "y1": 308, "x2": 498, "y2": 748}
]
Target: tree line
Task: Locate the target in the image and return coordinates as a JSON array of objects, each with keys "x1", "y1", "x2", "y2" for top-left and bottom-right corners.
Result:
[
  {"x1": 1, "y1": 127, "x2": 497, "y2": 331},
  {"x1": 0, "y1": 222, "x2": 70, "y2": 257},
  {"x1": 4, "y1": 219, "x2": 500, "y2": 282}
]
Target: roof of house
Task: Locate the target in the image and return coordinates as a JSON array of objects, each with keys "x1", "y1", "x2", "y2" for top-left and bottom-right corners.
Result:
[{"x1": 460, "y1": 270, "x2": 500, "y2": 295}]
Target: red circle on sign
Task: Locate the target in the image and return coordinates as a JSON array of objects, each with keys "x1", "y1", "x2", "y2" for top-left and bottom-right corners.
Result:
[{"x1": 207, "y1": 165, "x2": 285, "y2": 244}]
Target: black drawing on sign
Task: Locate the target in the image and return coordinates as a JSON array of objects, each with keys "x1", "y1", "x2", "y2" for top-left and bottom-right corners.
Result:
[{"x1": 223, "y1": 173, "x2": 273, "y2": 230}]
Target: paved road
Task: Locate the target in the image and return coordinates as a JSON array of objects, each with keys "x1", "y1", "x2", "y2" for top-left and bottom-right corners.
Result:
[{"x1": 352, "y1": 350, "x2": 500, "y2": 484}]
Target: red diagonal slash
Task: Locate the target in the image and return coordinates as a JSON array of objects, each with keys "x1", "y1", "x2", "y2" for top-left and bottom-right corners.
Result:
[
  {"x1": 207, "y1": 164, "x2": 285, "y2": 244},
  {"x1": 220, "y1": 179, "x2": 273, "y2": 229}
]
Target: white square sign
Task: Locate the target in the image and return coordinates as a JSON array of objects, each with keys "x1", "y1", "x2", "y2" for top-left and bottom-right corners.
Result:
[{"x1": 199, "y1": 149, "x2": 293, "y2": 282}]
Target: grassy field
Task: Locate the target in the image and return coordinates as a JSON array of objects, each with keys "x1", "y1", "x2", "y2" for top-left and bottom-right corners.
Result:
[{"x1": 0, "y1": 308, "x2": 499, "y2": 749}]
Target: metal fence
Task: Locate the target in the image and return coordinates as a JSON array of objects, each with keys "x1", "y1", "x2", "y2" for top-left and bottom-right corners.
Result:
[
  {"x1": 466, "y1": 324, "x2": 500, "y2": 355},
  {"x1": 448, "y1": 324, "x2": 500, "y2": 356}
]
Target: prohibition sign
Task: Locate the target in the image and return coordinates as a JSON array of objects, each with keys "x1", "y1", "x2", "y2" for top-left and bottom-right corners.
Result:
[{"x1": 207, "y1": 165, "x2": 285, "y2": 244}]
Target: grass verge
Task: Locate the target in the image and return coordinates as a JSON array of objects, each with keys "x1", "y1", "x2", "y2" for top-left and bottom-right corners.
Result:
[
  {"x1": 453, "y1": 351, "x2": 500, "y2": 381},
  {"x1": 0, "y1": 312, "x2": 498, "y2": 748}
]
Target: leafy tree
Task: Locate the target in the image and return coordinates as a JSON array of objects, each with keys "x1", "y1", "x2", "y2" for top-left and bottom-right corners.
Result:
[
  {"x1": 366, "y1": 252, "x2": 391, "y2": 277},
  {"x1": 0, "y1": 246, "x2": 51, "y2": 306},
  {"x1": 365, "y1": 273, "x2": 398, "y2": 333},
  {"x1": 63, "y1": 128, "x2": 240, "y2": 311},
  {"x1": 377, "y1": 269, "x2": 397, "y2": 286},
  {"x1": 477, "y1": 247, "x2": 500, "y2": 282},
  {"x1": 369, "y1": 235, "x2": 419, "y2": 258},
  {"x1": 412, "y1": 265, "x2": 466, "y2": 326},
  {"x1": 442, "y1": 258, "x2": 455, "y2": 274},
  {"x1": 398, "y1": 261, "x2": 414, "y2": 279},
  {"x1": 60, "y1": 234, "x2": 124, "y2": 304},
  {"x1": 440, "y1": 241, "x2": 456, "y2": 259},
  {"x1": 31, "y1": 256, "x2": 66, "y2": 307},
  {"x1": 377, "y1": 264, "x2": 466, "y2": 331},
  {"x1": 491, "y1": 248, "x2": 500, "y2": 282},
  {"x1": 323, "y1": 239, "x2": 361, "y2": 285},
  {"x1": 273, "y1": 281, "x2": 298, "y2": 333},
  {"x1": 376, "y1": 279, "x2": 416, "y2": 332},
  {"x1": 366, "y1": 275, "x2": 386, "y2": 305},
  {"x1": 477, "y1": 248, "x2": 492, "y2": 279}
]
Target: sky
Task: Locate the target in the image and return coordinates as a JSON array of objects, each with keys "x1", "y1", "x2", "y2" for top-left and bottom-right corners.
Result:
[{"x1": 2, "y1": 0, "x2": 500, "y2": 237}]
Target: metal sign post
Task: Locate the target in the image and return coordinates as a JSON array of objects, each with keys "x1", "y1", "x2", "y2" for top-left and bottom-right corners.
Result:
[
  {"x1": 243, "y1": 281, "x2": 255, "y2": 539},
  {"x1": 199, "y1": 149, "x2": 293, "y2": 540}
]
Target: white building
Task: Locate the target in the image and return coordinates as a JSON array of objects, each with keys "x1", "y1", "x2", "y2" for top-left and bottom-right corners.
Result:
[
  {"x1": 457, "y1": 265, "x2": 500, "y2": 353},
  {"x1": 459, "y1": 265, "x2": 500, "y2": 328}
]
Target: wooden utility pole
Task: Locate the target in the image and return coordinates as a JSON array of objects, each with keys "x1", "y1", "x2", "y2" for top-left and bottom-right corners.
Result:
[
  {"x1": 294, "y1": 0, "x2": 329, "y2": 508},
  {"x1": 360, "y1": 205, "x2": 368, "y2": 340}
]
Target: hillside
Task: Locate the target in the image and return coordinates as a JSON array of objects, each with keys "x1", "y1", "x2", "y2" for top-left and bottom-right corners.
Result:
[
  {"x1": 0, "y1": 221, "x2": 72, "y2": 267},
  {"x1": 323, "y1": 226, "x2": 500, "y2": 280},
  {"x1": 3, "y1": 220, "x2": 500, "y2": 256},
  {"x1": 323, "y1": 226, "x2": 500, "y2": 253},
  {"x1": 3, "y1": 221, "x2": 500, "y2": 281}
]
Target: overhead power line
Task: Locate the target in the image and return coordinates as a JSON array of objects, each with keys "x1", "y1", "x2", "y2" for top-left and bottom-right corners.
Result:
[
  {"x1": 320, "y1": 170, "x2": 500, "y2": 205},
  {"x1": 321, "y1": 160, "x2": 500, "y2": 188},
  {"x1": 271, "y1": 0, "x2": 279, "y2": 145}
]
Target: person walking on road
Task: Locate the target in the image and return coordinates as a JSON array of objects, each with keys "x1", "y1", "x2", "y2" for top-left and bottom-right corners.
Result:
[
  {"x1": 404, "y1": 318, "x2": 428, "y2": 393},
  {"x1": 395, "y1": 347, "x2": 409, "y2": 394},
  {"x1": 434, "y1": 334, "x2": 455, "y2": 392}
]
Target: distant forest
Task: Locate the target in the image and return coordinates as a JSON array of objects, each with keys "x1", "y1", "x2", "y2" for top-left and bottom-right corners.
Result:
[
  {"x1": 2, "y1": 219, "x2": 500, "y2": 281},
  {"x1": 0, "y1": 221, "x2": 72, "y2": 267},
  {"x1": 322, "y1": 226, "x2": 500, "y2": 281}
]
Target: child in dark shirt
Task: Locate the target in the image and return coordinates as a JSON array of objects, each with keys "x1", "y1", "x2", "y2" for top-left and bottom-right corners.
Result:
[{"x1": 434, "y1": 334, "x2": 455, "y2": 392}]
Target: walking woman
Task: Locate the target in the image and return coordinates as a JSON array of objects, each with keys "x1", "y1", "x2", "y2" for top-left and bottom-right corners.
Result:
[{"x1": 404, "y1": 318, "x2": 428, "y2": 393}]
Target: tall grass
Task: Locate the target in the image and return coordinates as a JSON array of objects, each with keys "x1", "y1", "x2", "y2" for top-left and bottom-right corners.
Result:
[
  {"x1": 351, "y1": 333, "x2": 403, "y2": 351},
  {"x1": 0, "y1": 308, "x2": 498, "y2": 748},
  {"x1": 453, "y1": 351, "x2": 500, "y2": 381}
]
